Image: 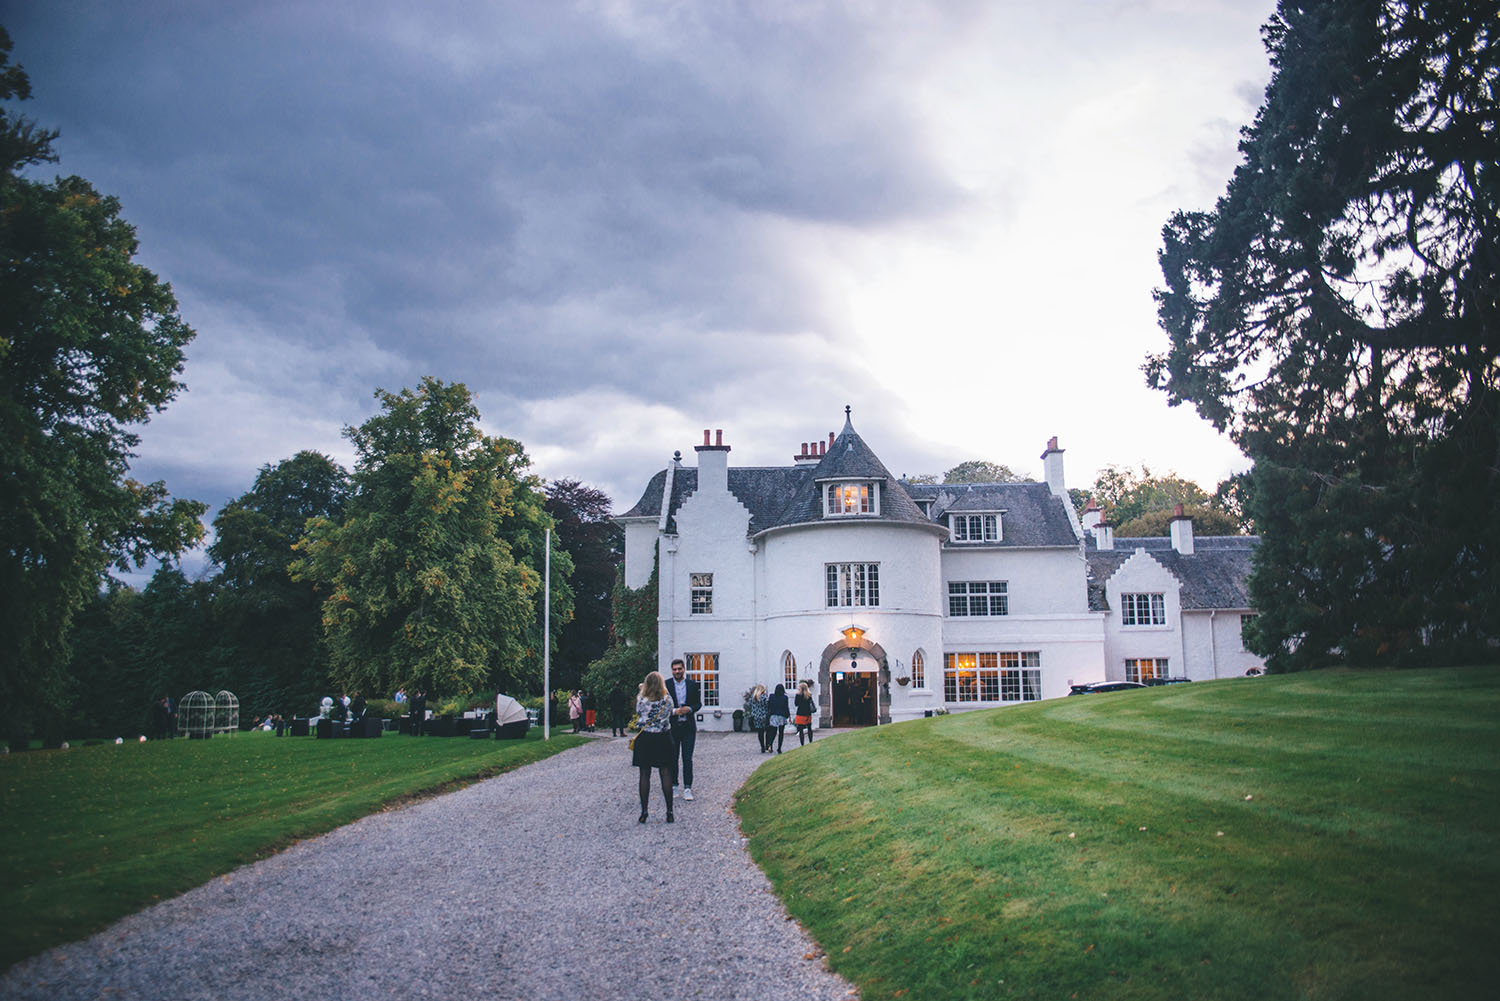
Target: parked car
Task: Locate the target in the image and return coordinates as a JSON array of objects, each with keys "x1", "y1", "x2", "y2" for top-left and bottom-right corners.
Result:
[
  {"x1": 1067, "y1": 681, "x2": 1148, "y2": 696},
  {"x1": 1143, "y1": 677, "x2": 1193, "y2": 686}
]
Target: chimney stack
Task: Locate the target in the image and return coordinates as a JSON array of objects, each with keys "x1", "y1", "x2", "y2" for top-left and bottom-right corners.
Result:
[
  {"x1": 695, "y1": 428, "x2": 731, "y2": 494},
  {"x1": 1170, "y1": 504, "x2": 1195, "y2": 555},
  {"x1": 1041, "y1": 436, "x2": 1066, "y2": 497},
  {"x1": 1093, "y1": 519, "x2": 1114, "y2": 551},
  {"x1": 1082, "y1": 499, "x2": 1102, "y2": 532}
]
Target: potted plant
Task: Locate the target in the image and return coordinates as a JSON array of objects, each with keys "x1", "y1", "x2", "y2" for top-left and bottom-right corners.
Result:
[{"x1": 896, "y1": 676, "x2": 911, "y2": 687}]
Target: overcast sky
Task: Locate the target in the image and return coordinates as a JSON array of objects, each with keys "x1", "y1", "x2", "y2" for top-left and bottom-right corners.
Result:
[{"x1": 7, "y1": 0, "x2": 1276, "y2": 574}]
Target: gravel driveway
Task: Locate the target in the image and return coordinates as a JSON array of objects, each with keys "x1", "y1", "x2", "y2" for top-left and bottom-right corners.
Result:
[{"x1": 0, "y1": 732, "x2": 856, "y2": 1001}]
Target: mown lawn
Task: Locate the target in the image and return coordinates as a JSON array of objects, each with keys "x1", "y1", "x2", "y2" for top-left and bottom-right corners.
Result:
[
  {"x1": 735, "y1": 667, "x2": 1499, "y2": 1001},
  {"x1": 0, "y1": 729, "x2": 583, "y2": 969}
]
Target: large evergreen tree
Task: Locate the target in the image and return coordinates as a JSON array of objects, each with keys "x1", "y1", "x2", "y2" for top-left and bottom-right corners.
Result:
[
  {"x1": 1, "y1": 30, "x2": 204, "y2": 744},
  {"x1": 1149, "y1": 1, "x2": 1497, "y2": 669},
  {"x1": 291, "y1": 378, "x2": 572, "y2": 698}
]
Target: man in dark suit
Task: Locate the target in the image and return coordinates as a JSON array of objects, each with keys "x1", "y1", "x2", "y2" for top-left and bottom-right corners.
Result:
[
  {"x1": 665, "y1": 657, "x2": 702, "y2": 801},
  {"x1": 409, "y1": 690, "x2": 427, "y2": 736}
]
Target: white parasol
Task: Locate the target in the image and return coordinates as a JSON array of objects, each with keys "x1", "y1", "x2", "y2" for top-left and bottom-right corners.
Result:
[{"x1": 494, "y1": 693, "x2": 528, "y2": 726}]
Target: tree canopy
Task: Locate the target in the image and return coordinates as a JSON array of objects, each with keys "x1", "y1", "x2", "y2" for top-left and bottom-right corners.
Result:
[
  {"x1": 291, "y1": 378, "x2": 572, "y2": 698},
  {"x1": 543, "y1": 479, "x2": 619, "y2": 691},
  {"x1": 942, "y1": 460, "x2": 1027, "y2": 484},
  {"x1": 1071, "y1": 465, "x2": 1241, "y2": 535},
  {"x1": 907, "y1": 460, "x2": 1029, "y2": 485},
  {"x1": 1149, "y1": 0, "x2": 1498, "y2": 669},
  {"x1": 1, "y1": 30, "x2": 204, "y2": 744},
  {"x1": 210, "y1": 451, "x2": 351, "y2": 714}
]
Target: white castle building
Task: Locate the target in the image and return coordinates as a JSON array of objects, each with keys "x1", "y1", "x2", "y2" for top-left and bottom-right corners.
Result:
[{"x1": 617, "y1": 412, "x2": 1263, "y2": 729}]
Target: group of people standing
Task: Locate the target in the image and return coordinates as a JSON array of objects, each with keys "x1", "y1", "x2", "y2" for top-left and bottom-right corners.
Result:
[
  {"x1": 630, "y1": 664, "x2": 824, "y2": 823},
  {"x1": 747, "y1": 682, "x2": 817, "y2": 753},
  {"x1": 566, "y1": 687, "x2": 634, "y2": 735}
]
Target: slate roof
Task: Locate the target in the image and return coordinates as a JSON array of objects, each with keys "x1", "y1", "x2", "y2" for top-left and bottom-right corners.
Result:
[
  {"x1": 619, "y1": 418, "x2": 944, "y2": 537},
  {"x1": 1085, "y1": 535, "x2": 1260, "y2": 611},
  {"x1": 902, "y1": 481, "x2": 1079, "y2": 548}
]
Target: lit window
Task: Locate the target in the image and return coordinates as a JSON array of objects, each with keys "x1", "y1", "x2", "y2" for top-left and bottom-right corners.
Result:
[
  {"x1": 944, "y1": 651, "x2": 1041, "y2": 702},
  {"x1": 948, "y1": 581, "x2": 1008, "y2": 617},
  {"x1": 1126, "y1": 658, "x2": 1168, "y2": 683},
  {"x1": 782, "y1": 651, "x2": 797, "y2": 690},
  {"x1": 950, "y1": 513, "x2": 1000, "y2": 543},
  {"x1": 690, "y1": 573, "x2": 713, "y2": 614},
  {"x1": 826, "y1": 482, "x2": 877, "y2": 516},
  {"x1": 686, "y1": 652, "x2": 719, "y2": 707},
  {"x1": 826, "y1": 562, "x2": 880, "y2": 607},
  {"x1": 910, "y1": 650, "x2": 926, "y2": 689},
  {"x1": 1121, "y1": 592, "x2": 1166, "y2": 626}
]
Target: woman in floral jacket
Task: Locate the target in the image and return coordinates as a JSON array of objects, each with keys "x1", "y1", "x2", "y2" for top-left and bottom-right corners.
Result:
[
  {"x1": 632, "y1": 672, "x2": 676, "y2": 823},
  {"x1": 748, "y1": 684, "x2": 770, "y2": 754}
]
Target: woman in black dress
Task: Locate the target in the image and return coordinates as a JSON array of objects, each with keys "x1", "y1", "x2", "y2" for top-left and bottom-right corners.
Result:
[
  {"x1": 632, "y1": 671, "x2": 676, "y2": 823},
  {"x1": 766, "y1": 683, "x2": 791, "y2": 754}
]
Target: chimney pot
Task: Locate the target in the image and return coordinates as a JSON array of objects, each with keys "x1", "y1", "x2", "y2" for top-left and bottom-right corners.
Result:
[
  {"x1": 828, "y1": 432, "x2": 835, "y2": 448},
  {"x1": 1173, "y1": 503, "x2": 1185, "y2": 517},
  {"x1": 702, "y1": 429, "x2": 710, "y2": 446},
  {"x1": 715, "y1": 429, "x2": 723, "y2": 446},
  {"x1": 1047, "y1": 436, "x2": 1059, "y2": 451}
]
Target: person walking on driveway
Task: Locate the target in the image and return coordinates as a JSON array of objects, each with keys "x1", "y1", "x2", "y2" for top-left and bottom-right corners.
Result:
[
  {"x1": 749, "y1": 684, "x2": 770, "y2": 753},
  {"x1": 569, "y1": 690, "x2": 583, "y2": 733},
  {"x1": 609, "y1": 684, "x2": 629, "y2": 737},
  {"x1": 632, "y1": 672, "x2": 676, "y2": 823},
  {"x1": 794, "y1": 682, "x2": 816, "y2": 745},
  {"x1": 666, "y1": 658, "x2": 702, "y2": 800},
  {"x1": 767, "y1": 683, "x2": 791, "y2": 753}
]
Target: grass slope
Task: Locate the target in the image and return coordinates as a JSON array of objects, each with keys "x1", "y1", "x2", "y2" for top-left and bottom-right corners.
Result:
[
  {"x1": 736, "y1": 668, "x2": 1499, "y2": 1001},
  {"x1": 0, "y1": 729, "x2": 583, "y2": 969}
]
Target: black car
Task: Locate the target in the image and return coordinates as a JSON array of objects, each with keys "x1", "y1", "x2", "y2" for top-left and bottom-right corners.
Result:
[
  {"x1": 1066, "y1": 681, "x2": 1148, "y2": 696},
  {"x1": 1143, "y1": 677, "x2": 1193, "y2": 686}
]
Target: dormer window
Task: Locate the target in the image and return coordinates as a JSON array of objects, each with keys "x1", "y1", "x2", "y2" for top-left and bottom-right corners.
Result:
[
  {"x1": 825, "y1": 481, "x2": 880, "y2": 516},
  {"x1": 950, "y1": 513, "x2": 1000, "y2": 543}
]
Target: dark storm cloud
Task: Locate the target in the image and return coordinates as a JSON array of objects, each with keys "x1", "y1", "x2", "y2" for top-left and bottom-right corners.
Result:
[{"x1": 8, "y1": 0, "x2": 961, "y2": 406}]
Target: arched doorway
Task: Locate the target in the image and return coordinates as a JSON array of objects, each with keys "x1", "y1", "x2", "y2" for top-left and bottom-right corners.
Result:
[{"x1": 818, "y1": 628, "x2": 889, "y2": 727}]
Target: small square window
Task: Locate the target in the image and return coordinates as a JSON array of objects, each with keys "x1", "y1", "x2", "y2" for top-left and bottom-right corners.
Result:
[{"x1": 690, "y1": 573, "x2": 713, "y2": 615}]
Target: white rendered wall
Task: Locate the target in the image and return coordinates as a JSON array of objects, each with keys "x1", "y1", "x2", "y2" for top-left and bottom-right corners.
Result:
[
  {"x1": 621, "y1": 519, "x2": 657, "y2": 589},
  {"x1": 758, "y1": 521, "x2": 945, "y2": 724},
  {"x1": 1101, "y1": 550, "x2": 1185, "y2": 681},
  {"x1": 658, "y1": 476, "x2": 755, "y2": 718},
  {"x1": 939, "y1": 546, "x2": 1090, "y2": 615},
  {"x1": 929, "y1": 545, "x2": 1104, "y2": 708},
  {"x1": 1181, "y1": 610, "x2": 1266, "y2": 680}
]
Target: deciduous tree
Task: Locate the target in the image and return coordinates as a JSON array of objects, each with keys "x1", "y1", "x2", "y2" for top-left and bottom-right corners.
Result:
[
  {"x1": 209, "y1": 451, "x2": 351, "y2": 716},
  {"x1": 292, "y1": 379, "x2": 571, "y2": 698},
  {"x1": 543, "y1": 479, "x2": 619, "y2": 691},
  {"x1": 942, "y1": 460, "x2": 1026, "y2": 484},
  {"x1": 1, "y1": 31, "x2": 204, "y2": 744}
]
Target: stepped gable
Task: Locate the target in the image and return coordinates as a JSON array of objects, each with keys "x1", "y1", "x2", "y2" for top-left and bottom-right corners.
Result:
[
  {"x1": 1086, "y1": 535, "x2": 1260, "y2": 611},
  {"x1": 618, "y1": 465, "x2": 818, "y2": 535},
  {"x1": 904, "y1": 481, "x2": 1078, "y2": 547}
]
